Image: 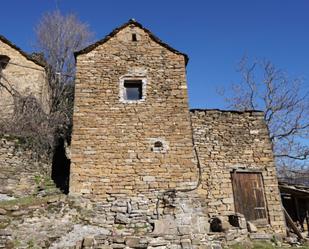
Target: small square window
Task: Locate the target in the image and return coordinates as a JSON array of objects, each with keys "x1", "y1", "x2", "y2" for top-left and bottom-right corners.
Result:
[{"x1": 124, "y1": 80, "x2": 143, "y2": 100}]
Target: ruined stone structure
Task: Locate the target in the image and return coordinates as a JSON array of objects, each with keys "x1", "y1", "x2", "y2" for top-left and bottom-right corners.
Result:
[
  {"x1": 0, "y1": 136, "x2": 51, "y2": 198},
  {"x1": 69, "y1": 19, "x2": 286, "y2": 245},
  {"x1": 0, "y1": 35, "x2": 48, "y2": 117}
]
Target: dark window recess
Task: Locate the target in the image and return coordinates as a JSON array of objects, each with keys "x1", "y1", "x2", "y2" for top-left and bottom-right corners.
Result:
[
  {"x1": 0, "y1": 55, "x2": 10, "y2": 70},
  {"x1": 210, "y1": 217, "x2": 223, "y2": 232},
  {"x1": 154, "y1": 141, "x2": 163, "y2": 148},
  {"x1": 124, "y1": 80, "x2": 143, "y2": 100},
  {"x1": 132, "y1": 33, "x2": 137, "y2": 41}
]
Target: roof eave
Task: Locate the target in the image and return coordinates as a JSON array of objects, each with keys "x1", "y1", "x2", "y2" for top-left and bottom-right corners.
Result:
[{"x1": 0, "y1": 35, "x2": 46, "y2": 68}]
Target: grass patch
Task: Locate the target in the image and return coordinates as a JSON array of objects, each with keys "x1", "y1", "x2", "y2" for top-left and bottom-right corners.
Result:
[
  {"x1": 229, "y1": 241, "x2": 309, "y2": 249},
  {"x1": 0, "y1": 195, "x2": 62, "y2": 209}
]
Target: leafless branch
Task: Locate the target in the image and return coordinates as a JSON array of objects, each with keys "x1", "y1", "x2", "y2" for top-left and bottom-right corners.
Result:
[
  {"x1": 222, "y1": 56, "x2": 309, "y2": 175},
  {"x1": 0, "y1": 11, "x2": 94, "y2": 157}
]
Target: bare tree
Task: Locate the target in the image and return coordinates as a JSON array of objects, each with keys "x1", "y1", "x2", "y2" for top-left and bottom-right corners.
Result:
[
  {"x1": 0, "y1": 11, "x2": 94, "y2": 157},
  {"x1": 0, "y1": 67, "x2": 52, "y2": 155},
  {"x1": 35, "y1": 10, "x2": 94, "y2": 143},
  {"x1": 35, "y1": 10, "x2": 93, "y2": 82},
  {"x1": 223, "y1": 57, "x2": 309, "y2": 176}
]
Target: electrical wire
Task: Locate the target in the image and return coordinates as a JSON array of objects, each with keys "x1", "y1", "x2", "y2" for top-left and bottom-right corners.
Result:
[
  {"x1": 0, "y1": 59, "x2": 74, "y2": 78},
  {"x1": 0, "y1": 59, "x2": 44, "y2": 72},
  {"x1": 155, "y1": 114, "x2": 203, "y2": 219}
]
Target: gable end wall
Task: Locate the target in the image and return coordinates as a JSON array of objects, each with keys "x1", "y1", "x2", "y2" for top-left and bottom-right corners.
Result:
[
  {"x1": 70, "y1": 25, "x2": 197, "y2": 200},
  {"x1": 0, "y1": 40, "x2": 48, "y2": 116}
]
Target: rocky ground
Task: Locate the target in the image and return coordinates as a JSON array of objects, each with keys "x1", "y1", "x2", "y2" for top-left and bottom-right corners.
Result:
[{"x1": 0, "y1": 190, "x2": 307, "y2": 249}]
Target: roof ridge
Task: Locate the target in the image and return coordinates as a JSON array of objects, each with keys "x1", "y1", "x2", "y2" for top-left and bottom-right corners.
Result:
[
  {"x1": 74, "y1": 19, "x2": 189, "y2": 65},
  {"x1": 0, "y1": 34, "x2": 46, "y2": 68},
  {"x1": 190, "y1": 108, "x2": 264, "y2": 114}
]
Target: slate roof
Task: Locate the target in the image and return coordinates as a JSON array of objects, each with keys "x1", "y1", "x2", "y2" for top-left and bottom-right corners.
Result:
[
  {"x1": 279, "y1": 182, "x2": 309, "y2": 198},
  {"x1": 190, "y1": 109, "x2": 264, "y2": 114},
  {"x1": 74, "y1": 19, "x2": 189, "y2": 65},
  {"x1": 0, "y1": 34, "x2": 46, "y2": 68}
]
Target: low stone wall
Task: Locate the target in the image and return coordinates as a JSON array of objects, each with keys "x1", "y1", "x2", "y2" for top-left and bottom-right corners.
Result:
[
  {"x1": 0, "y1": 193, "x2": 247, "y2": 249},
  {"x1": 0, "y1": 195, "x2": 75, "y2": 248},
  {"x1": 190, "y1": 109, "x2": 286, "y2": 235},
  {"x1": 0, "y1": 136, "x2": 51, "y2": 198}
]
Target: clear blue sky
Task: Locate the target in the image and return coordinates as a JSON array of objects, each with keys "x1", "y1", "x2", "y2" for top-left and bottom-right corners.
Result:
[{"x1": 2, "y1": 0, "x2": 309, "y2": 109}]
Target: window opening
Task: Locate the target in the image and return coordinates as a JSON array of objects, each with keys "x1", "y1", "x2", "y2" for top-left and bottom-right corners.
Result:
[
  {"x1": 154, "y1": 141, "x2": 163, "y2": 149},
  {"x1": 0, "y1": 55, "x2": 10, "y2": 70},
  {"x1": 124, "y1": 80, "x2": 143, "y2": 100},
  {"x1": 132, "y1": 33, "x2": 137, "y2": 41}
]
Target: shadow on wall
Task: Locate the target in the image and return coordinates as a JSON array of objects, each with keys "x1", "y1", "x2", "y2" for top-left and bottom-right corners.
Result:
[{"x1": 52, "y1": 138, "x2": 70, "y2": 194}]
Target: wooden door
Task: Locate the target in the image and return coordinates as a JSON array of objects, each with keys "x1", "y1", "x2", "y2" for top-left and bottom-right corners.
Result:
[{"x1": 231, "y1": 172, "x2": 267, "y2": 222}]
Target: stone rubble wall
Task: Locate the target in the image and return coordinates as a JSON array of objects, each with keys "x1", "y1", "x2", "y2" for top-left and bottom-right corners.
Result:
[
  {"x1": 0, "y1": 193, "x2": 247, "y2": 249},
  {"x1": 0, "y1": 39, "x2": 49, "y2": 117},
  {"x1": 190, "y1": 109, "x2": 286, "y2": 235},
  {"x1": 0, "y1": 195, "x2": 77, "y2": 248},
  {"x1": 0, "y1": 136, "x2": 51, "y2": 198}
]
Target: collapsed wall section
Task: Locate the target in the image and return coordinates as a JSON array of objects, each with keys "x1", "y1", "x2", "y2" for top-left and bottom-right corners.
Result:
[
  {"x1": 0, "y1": 136, "x2": 51, "y2": 198},
  {"x1": 190, "y1": 109, "x2": 286, "y2": 235}
]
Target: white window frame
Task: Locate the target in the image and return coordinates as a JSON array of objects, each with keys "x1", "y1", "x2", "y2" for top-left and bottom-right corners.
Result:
[{"x1": 119, "y1": 77, "x2": 147, "y2": 103}]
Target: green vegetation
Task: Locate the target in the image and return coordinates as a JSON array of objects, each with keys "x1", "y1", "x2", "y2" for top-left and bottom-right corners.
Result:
[
  {"x1": 13, "y1": 239, "x2": 21, "y2": 247},
  {"x1": 34, "y1": 175, "x2": 42, "y2": 185},
  {"x1": 0, "y1": 133, "x2": 31, "y2": 146},
  {"x1": 229, "y1": 241, "x2": 309, "y2": 249},
  {"x1": 26, "y1": 239, "x2": 41, "y2": 249},
  {"x1": 0, "y1": 221, "x2": 9, "y2": 229},
  {"x1": 0, "y1": 195, "x2": 61, "y2": 209},
  {"x1": 35, "y1": 175, "x2": 56, "y2": 189},
  {"x1": 116, "y1": 224, "x2": 125, "y2": 230}
]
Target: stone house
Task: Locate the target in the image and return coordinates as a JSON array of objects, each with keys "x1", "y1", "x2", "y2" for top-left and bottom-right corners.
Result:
[
  {"x1": 0, "y1": 35, "x2": 49, "y2": 118},
  {"x1": 70, "y1": 19, "x2": 286, "y2": 241}
]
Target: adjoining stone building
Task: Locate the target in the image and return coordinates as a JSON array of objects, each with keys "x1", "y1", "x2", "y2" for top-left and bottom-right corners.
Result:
[
  {"x1": 70, "y1": 19, "x2": 286, "y2": 242},
  {"x1": 0, "y1": 35, "x2": 49, "y2": 117},
  {"x1": 191, "y1": 109, "x2": 286, "y2": 235}
]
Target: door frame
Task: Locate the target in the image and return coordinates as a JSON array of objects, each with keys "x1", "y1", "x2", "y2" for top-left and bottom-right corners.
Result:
[{"x1": 230, "y1": 169, "x2": 269, "y2": 225}]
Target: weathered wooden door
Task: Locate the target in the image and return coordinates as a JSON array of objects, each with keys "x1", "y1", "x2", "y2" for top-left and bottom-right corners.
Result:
[{"x1": 231, "y1": 172, "x2": 267, "y2": 222}]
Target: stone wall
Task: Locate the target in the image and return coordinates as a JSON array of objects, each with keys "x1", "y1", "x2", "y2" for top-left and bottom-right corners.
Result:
[
  {"x1": 0, "y1": 136, "x2": 51, "y2": 198},
  {"x1": 0, "y1": 193, "x2": 245, "y2": 249},
  {"x1": 69, "y1": 20, "x2": 286, "y2": 244},
  {"x1": 0, "y1": 21, "x2": 290, "y2": 247},
  {"x1": 190, "y1": 109, "x2": 286, "y2": 235},
  {"x1": 70, "y1": 22, "x2": 197, "y2": 200},
  {"x1": 0, "y1": 37, "x2": 49, "y2": 117}
]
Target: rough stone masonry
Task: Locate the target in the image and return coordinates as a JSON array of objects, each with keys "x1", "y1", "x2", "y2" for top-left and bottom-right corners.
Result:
[
  {"x1": 70, "y1": 20, "x2": 198, "y2": 199},
  {"x1": 0, "y1": 35, "x2": 49, "y2": 117},
  {"x1": 69, "y1": 19, "x2": 286, "y2": 243},
  {"x1": 190, "y1": 109, "x2": 286, "y2": 235}
]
